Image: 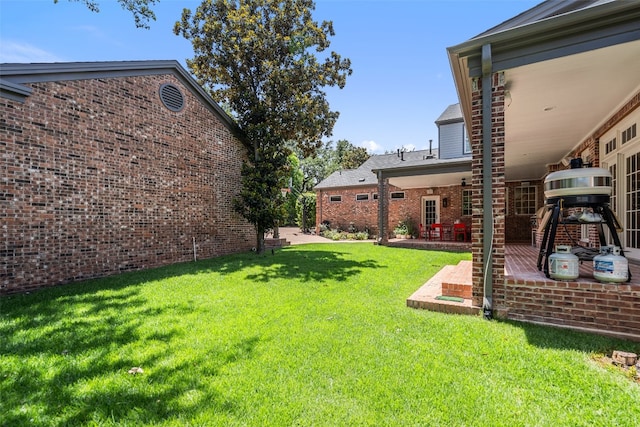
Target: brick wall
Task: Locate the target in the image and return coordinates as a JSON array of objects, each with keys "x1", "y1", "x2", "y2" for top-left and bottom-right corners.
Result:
[
  {"x1": 316, "y1": 186, "x2": 379, "y2": 235},
  {"x1": 316, "y1": 184, "x2": 472, "y2": 239},
  {"x1": 1, "y1": 74, "x2": 254, "y2": 293},
  {"x1": 498, "y1": 279, "x2": 640, "y2": 338}
]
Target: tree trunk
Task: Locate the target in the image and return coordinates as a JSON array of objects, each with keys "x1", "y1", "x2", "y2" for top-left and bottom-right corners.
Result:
[
  {"x1": 256, "y1": 225, "x2": 265, "y2": 254},
  {"x1": 301, "y1": 200, "x2": 307, "y2": 233}
]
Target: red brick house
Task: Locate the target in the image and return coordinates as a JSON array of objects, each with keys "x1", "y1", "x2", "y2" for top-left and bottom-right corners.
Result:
[
  {"x1": 315, "y1": 104, "x2": 473, "y2": 239},
  {"x1": 413, "y1": 0, "x2": 639, "y2": 339},
  {"x1": 1, "y1": 61, "x2": 254, "y2": 293}
]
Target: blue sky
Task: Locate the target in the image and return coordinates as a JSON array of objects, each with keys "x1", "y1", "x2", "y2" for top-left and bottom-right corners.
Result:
[{"x1": 0, "y1": 0, "x2": 539, "y2": 153}]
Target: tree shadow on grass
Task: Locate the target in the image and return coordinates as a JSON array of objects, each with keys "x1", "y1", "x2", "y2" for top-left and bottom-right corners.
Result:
[
  {"x1": 0, "y1": 280, "x2": 260, "y2": 425},
  {"x1": 0, "y1": 246, "x2": 381, "y2": 424},
  {"x1": 241, "y1": 249, "x2": 381, "y2": 283}
]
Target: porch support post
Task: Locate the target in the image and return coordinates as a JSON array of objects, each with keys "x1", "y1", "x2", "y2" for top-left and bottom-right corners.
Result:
[
  {"x1": 377, "y1": 170, "x2": 388, "y2": 244},
  {"x1": 481, "y1": 43, "x2": 494, "y2": 319}
]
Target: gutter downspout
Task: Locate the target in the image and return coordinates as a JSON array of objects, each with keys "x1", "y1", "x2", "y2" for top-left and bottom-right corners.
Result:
[{"x1": 481, "y1": 43, "x2": 493, "y2": 320}]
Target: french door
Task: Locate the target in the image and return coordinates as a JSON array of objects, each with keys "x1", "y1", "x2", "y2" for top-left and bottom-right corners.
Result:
[
  {"x1": 421, "y1": 196, "x2": 441, "y2": 226},
  {"x1": 600, "y1": 113, "x2": 639, "y2": 260},
  {"x1": 623, "y1": 151, "x2": 639, "y2": 259}
]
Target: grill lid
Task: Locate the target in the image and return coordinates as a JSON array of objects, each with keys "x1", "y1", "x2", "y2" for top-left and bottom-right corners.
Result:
[{"x1": 544, "y1": 167, "x2": 612, "y2": 200}]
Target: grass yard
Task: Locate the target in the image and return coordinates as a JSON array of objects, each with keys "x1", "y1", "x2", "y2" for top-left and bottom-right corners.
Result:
[{"x1": 1, "y1": 243, "x2": 639, "y2": 426}]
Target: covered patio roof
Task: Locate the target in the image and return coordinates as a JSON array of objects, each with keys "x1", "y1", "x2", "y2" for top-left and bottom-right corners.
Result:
[
  {"x1": 447, "y1": 0, "x2": 640, "y2": 181},
  {"x1": 371, "y1": 157, "x2": 471, "y2": 189}
]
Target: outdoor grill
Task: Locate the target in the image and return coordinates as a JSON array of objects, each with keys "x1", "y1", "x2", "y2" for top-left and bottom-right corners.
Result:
[
  {"x1": 537, "y1": 160, "x2": 631, "y2": 282},
  {"x1": 544, "y1": 166, "x2": 612, "y2": 205}
]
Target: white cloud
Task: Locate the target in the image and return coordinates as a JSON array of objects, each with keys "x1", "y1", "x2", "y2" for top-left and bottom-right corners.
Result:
[
  {"x1": 0, "y1": 41, "x2": 62, "y2": 63},
  {"x1": 360, "y1": 140, "x2": 383, "y2": 154}
]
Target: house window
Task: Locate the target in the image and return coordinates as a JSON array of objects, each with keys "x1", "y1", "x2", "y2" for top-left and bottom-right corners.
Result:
[
  {"x1": 373, "y1": 193, "x2": 379, "y2": 200},
  {"x1": 356, "y1": 194, "x2": 369, "y2": 201},
  {"x1": 605, "y1": 137, "x2": 617, "y2": 154},
  {"x1": 505, "y1": 187, "x2": 509, "y2": 216},
  {"x1": 621, "y1": 123, "x2": 637, "y2": 145},
  {"x1": 329, "y1": 195, "x2": 342, "y2": 202},
  {"x1": 462, "y1": 189, "x2": 472, "y2": 216},
  {"x1": 390, "y1": 191, "x2": 405, "y2": 200},
  {"x1": 514, "y1": 186, "x2": 537, "y2": 215},
  {"x1": 463, "y1": 124, "x2": 471, "y2": 154}
]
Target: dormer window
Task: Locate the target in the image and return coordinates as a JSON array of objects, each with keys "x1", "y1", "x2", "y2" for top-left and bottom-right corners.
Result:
[{"x1": 463, "y1": 124, "x2": 471, "y2": 154}]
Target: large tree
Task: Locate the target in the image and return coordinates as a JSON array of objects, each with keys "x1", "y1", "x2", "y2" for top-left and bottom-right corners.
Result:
[
  {"x1": 54, "y1": 0, "x2": 159, "y2": 28},
  {"x1": 334, "y1": 139, "x2": 370, "y2": 170},
  {"x1": 175, "y1": 0, "x2": 351, "y2": 253}
]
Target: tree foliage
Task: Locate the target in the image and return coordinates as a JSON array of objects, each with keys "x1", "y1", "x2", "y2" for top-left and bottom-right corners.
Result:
[
  {"x1": 54, "y1": 0, "x2": 158, "y2": 28},
  {"x1": 282, "y1": 139, "x2": 367, "y2": 231},
  {"x1": 288, "y1": 139, "x2": 370, "y2": 195},
  {"x1": 175, "y1": 0, "x2": 351, "y2": 253},
  {"x1": 334, "y1": 139, "x2": 370, "y2": 170}
]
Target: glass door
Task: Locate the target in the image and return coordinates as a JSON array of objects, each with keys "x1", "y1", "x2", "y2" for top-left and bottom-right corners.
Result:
[
  {"x1": 624, "y1": 151, "x2": 639, "y2": 259},
  {"x1": 421, "y1": 196, "x2": 440, "y2": 226},
  {"x1": 600, "y1": 113, "x2": 639, "y2": 261}
]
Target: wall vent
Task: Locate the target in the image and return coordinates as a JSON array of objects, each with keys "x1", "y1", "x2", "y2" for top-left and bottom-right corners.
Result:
[{"x1": 159, "y1": 83, "x2": 185, "y2": 112}]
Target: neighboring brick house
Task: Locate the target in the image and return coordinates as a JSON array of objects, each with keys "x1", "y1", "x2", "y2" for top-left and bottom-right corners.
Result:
[
  {"x1": 315, "y1": 104, "x2": 473, "y2": 238},
  {"x1": 443, "y1": 0, "x2": 640, "y2": 338},
  {"x1": 1, "y1": 61, "x2": 254, "y2": 294}
]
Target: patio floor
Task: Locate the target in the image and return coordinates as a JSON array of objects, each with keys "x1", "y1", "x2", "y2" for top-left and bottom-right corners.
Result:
[{"x1": 406, "y1": 243, "x2": 639, "y2": 314}]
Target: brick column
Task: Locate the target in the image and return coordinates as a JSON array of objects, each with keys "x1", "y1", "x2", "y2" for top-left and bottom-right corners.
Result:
[
  {"x1": 378, "y1": 174, "x2": 389, "y2": 243},
  {"x1": 470, "y1": 73, "x2": 506, "y2": 308}
]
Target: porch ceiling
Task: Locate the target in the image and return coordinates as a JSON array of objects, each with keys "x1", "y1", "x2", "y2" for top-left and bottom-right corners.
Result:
[
  {"x1": 388, "y1": 171, "x2": 468, "y2": 189},
  {"x1": 504, "y1": 38, "x2": 640, "y2": 181}
]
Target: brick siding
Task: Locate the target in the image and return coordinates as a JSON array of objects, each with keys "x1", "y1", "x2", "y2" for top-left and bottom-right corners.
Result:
[
  {"x1": 1, "y1": 74, "x2": 254, "y2": 293},
  {"x1": 316, "y1": 184, "x2": 472, "y2": 239},
  {"x1": 497, "y1": 279, "x2": 640, "y2": 338}
]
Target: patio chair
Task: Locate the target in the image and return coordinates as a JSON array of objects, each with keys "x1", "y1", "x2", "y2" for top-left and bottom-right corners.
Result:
[
  {"x1": 419, "y1": 224, "x2": 428, "y2": 240},
  {"x1": 430, "y1": 223, "x2": 443, "y2": 240},
  {"x1": 453, "y1": 223, "x2": 467, "y2": 242}
]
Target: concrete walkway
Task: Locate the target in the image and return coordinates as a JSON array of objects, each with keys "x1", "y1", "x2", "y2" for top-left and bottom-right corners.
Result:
[
  {"x1": 276, "y1": 227, "x2": 376, "y2": 245},
  {"x1": 276, "y1": 227, "x2": 329, "y2": 245}
]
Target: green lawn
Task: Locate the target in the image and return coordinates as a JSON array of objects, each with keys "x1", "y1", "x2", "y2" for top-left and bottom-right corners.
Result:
[{"x1": 2, "y1": 244, "x2": 639, "y2": 426}]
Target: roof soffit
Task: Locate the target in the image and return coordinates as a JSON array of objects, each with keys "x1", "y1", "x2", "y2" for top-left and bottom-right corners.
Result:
[{"x1": 449, "y1": 2, "x2": 640, "y2": 78}]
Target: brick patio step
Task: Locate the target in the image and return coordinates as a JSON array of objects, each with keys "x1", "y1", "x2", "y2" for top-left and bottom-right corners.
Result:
[{"x1": 441, "y1": 260, "x2": 473, "y2": 299}]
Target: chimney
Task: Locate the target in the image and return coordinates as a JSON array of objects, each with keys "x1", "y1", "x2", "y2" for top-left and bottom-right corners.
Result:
[{"x1": 429, "y1": 139, "x2": 432, "y2": 155}]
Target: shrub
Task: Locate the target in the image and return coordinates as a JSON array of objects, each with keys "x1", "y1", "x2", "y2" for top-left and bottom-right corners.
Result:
[{"x1": 320, "y1": 228, "x2": 369, "y2": 241}]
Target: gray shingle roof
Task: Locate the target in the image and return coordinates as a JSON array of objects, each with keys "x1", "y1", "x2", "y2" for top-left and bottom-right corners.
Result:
[
  {"x1": 314, "y1": 148, "x2": 439, "y2": 190},
  {"x1": 474, "y1": 0, "x2": 612, "y2": 40},
  {"x1": 434, "y1": 103, "x2": 462, "y2": 125}
]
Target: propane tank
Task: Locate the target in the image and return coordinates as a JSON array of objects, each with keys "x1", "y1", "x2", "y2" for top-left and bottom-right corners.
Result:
[
  {"x1": 549, "y1": 245, "x2": 579, "y2": 280},
  {"x1": 593, "y1": 246, "x2": 628, "y2": 283}
]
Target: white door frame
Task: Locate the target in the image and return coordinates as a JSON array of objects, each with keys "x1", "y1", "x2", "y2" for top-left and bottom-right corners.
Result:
[
  {"x1": 599, "y1": 112, "x2": 639, "y2": 261},
  {"x1": 421, "y1": 195, "x2": 441, "y2": 226}
]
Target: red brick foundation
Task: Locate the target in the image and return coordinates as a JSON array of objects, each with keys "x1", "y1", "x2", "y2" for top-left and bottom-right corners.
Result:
[{"x1": 498, "y1": 279, "x2": 640, "y2": 339}]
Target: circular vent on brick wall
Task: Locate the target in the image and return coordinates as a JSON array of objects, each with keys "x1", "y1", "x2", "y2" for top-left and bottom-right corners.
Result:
[{"x1": 159, "y1": 83, "x2": 185, "y2": 112}]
